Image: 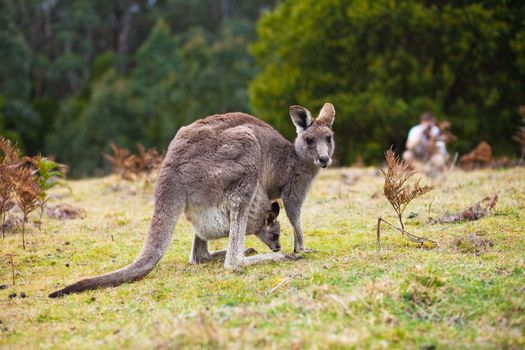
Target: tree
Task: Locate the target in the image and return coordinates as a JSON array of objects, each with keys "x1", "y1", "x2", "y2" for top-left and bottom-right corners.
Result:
[
  {"x1": 2, "y1": 0, "x2": 276, "y2": 175},
  {"x1": 130, "y1": 18, "x2": 180, "y2": 145},
  {"x1": 0, "y1": 0, "x2": 38, "y2": 151},
  {"x1": 47, "y1": 70, "x2": 144, "y2": 176},
  {"x1": 129, "y1": 18, "x2": 257, "y2": 148},
  {"x1": 250, "y1": 0, "x2": 525, "y2": 164}
]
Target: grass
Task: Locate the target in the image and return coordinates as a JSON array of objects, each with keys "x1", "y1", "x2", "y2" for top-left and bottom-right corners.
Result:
[{"x1": 1, "y1": 167, "x2": 524, "y2": 349}]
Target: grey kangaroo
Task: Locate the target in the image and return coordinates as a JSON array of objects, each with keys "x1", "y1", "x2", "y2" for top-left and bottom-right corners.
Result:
[{"x1": 49, "y1": 103, "x2": 335, "y2": 297}]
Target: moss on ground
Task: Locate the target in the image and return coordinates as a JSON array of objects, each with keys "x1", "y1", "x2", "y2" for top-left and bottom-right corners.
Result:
[{"x1": 1, "y1": 168, "x2": 524, "y2": 349}]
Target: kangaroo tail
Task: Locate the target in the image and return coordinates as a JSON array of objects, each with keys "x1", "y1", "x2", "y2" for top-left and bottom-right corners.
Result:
[{"x1": 49, "y1": 169, "x2": 184, "y2": 298}]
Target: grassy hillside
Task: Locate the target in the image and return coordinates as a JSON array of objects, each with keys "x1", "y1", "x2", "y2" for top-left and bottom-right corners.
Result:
[{"x1": 1, "y1": 168, "x2": 524, "y2": 349}]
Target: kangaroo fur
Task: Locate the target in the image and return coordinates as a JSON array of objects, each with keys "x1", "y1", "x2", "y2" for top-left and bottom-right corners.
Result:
[{"x1": 48, "y1": 103, "x2": 335, "y2": 297}]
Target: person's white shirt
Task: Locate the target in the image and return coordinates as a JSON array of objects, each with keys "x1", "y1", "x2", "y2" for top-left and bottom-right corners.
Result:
[{"x1": 406, "y1": 124, "x2": 442, "y2": 156}]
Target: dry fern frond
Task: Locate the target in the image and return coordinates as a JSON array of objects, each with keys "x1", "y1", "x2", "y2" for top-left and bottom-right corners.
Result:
[
  {"x1": 0, "y1": 163, "x2": 16, "y2": 238},
  {"x1": 459, "y1": 141, "x2": 493, "y2": 170},
  {"x1": 104, "y1": 142, "x2": 164, "y2": 188},
  {"x1": 136, "y1": 143, "x2": 163, "y2": 174},
  {"x1": 103, "y1": 142, "x2": 134, "y2": 186},
  {"x1": 15, "y1": 168, "x2": 41, "y2": 214},
  {"x1": 103, "y1": 142, "x2": 131, "y2": 175},
  {"x1": 13, "y1": 167, "x2": 42, "y2": 249},
  {"x1": 0, "y1": 137, "x2": 21, "y2": 166},
  {"x1": 122, "y1": 154, "x2": 139, "y2": 181},
  {"x1": 0, "y1": 137, "x2": 21, "y2": 238},
  {"x1": 381, "y1": 149, "x2": 435, "y2": 229},
  {"x1": 432, "y1": 194, "x2": 498, "y2": 224},
  {"x1": 377, "y1": 149, "x2": 437, "y2": 251}
]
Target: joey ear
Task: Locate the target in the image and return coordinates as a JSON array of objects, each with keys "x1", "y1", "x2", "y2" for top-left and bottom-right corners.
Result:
[
  {"x1": 289, "y1": 105, "x2": 313, "y2": 133},
  {"x1": 316, "y1": 102, "x2": 335, "y2": 128},
  {"x1": 266, "y1": 202, "x2": 280, "y2": 224}
]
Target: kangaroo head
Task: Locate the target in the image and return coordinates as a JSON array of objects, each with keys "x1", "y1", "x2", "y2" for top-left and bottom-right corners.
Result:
[
  {"x1": 255, "y1": 201, "x2": 281, "y2": 252},
  {"x1": 290, "y1": 103, "x2": 335, "y2": 168}
]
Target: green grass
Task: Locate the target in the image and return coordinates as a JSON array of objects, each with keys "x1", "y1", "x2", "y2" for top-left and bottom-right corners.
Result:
[{"x1": 1, "y1": 168, "x2": 524, "y2": 349}]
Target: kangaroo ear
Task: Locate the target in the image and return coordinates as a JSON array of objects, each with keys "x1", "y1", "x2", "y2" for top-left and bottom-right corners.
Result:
[
  {"x1": 266, "y1": 202, "x2": 280, "y2": 224},
  {"x1": 316, "y1": 103, "x2": 335, "y2": 128},
  {"x1": 289, "y1": 105, "x2": 313, "y2": 133}
]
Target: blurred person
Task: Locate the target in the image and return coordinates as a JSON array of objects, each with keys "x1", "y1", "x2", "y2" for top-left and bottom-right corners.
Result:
[{"x1": 403, "y1": 112, "x2": 448, "y2": 169}]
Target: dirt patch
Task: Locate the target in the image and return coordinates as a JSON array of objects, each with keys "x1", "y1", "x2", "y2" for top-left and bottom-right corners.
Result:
[
  {"x1": 432, "y1": 194, "x2": 498, "y2": 224},
  {"x1": 46, "y1": 204, "x2": 85, "y2": 220},
  {"x1": 451, "y1": 232, "x2": 494, "y2": 254}
]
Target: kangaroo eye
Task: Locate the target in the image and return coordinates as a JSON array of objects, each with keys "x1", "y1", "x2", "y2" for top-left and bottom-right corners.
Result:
[
  {"x1": 305, "y1": 137, "x2": 314, "y2": 145},
  {"x1": 326, "y1": 136, "x2": 332, "y2": 143},
  {"x1": 272, "y1": 234, "x2": 279, "y2": 240}
]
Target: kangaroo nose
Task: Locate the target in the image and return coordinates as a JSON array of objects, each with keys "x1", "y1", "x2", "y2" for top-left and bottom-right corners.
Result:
[{"x1": 319, "y1": 156, "x2": 329, "y2": 166}]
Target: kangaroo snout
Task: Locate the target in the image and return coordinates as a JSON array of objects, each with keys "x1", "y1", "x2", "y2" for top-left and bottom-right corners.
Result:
[{"x1": 317, "y1": 156, "x2": 331, "y2": 168}]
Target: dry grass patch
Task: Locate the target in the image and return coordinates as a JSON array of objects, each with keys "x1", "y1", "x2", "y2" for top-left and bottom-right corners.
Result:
[{"x1": 1, "y1": 167, "x2": 525, "y2": 349}]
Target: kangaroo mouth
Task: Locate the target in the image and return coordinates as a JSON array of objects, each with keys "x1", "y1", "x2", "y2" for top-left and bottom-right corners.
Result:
[
  {"x1": 272, "y1": 248, "x2": 281, "y2": 252},
  {"x1": 315, "y1": 159, "x2": 332, "y2": 168}
]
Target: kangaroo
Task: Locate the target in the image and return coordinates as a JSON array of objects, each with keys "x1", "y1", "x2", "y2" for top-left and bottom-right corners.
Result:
[
  {"x1": 49, "y1": 103, "x2": 335, "y2": 297},
  {"x1": 187, "y1": 187, "x2": 282, "y2": 263}
]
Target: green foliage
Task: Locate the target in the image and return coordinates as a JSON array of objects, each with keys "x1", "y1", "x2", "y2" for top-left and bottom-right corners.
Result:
[
  {"x1": 46, "y1": 17, "x2": 258, "y2": 176},
  {"x1": 33, "y1": 157, "x2": 69, "y2": 203},
  {"x1": 0, "y1": 0, "x2": 36, "y2": 152},
  {"x1": 2, "y1": 0, "x2": 273, "y2": 175},
  {"x1": 0, "y1": 0, "x2": 31, "y2": 100},
  {"x1": 130, "y1": 18, "x2": 181, "y2": 145},
  {"x1": 250, "y1": 0, "x2": 525, "y2": 164},
  {"x1": 130, "y1": 17, "x2": 257, "y2": 146},
  {"x1": 47, "y1": 70, "x2": 145, "y2": 176},
  {"x1": 3, "y1": 0, "x2": 524, "y2": 173}
]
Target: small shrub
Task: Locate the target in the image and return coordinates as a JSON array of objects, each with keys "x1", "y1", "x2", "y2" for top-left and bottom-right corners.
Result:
[
  {"x1": 459, "y1": 141, "x2": 493, "y2": 170},
  {"x1": 382, "y1": 149, "x2": 435, "y2": 230},
  {"x1": 377, "y1": 149, "x2": 437, "y2": 249},
  {"x1": 103, "y1": 142, "x2": 164, "y2": 190},
  {"x1": 103, "y1": 142, "x2": 132, "y2": 187},
  {"x1": 27, "y1": 156, "x2": 69, "y2": 229},
  {"x1": 13, "y1": 167, "x2": 42, "y2": 249},
  {"x1": 0, "y1": 138, "x2": 21, "y2": 238},
  {"x1": 0, "y1": 164, "x2": 16, "y2": 238},
  {"x1": 0, "y1": 137, "x2": 68, "y2": 247}
]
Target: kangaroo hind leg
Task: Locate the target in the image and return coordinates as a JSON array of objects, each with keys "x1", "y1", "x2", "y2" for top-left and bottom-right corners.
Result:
[
  {"x1": 190, "y1": 233, "x2": 256, "y2": 263},
  {"x1": 189, "y1": 234, "x2": 211, "y2": 264}
]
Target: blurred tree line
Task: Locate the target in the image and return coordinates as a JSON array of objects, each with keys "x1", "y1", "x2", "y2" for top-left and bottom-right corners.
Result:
[
  {"x1": 0, "y1": 0, "x2": 274, "y2": 176},
  {"x1": 0, "y1": 0, "x2": 524, "y2": 175},
  {"x1": 251, "y1": 0, "x2": 525, "y2": 164}
]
